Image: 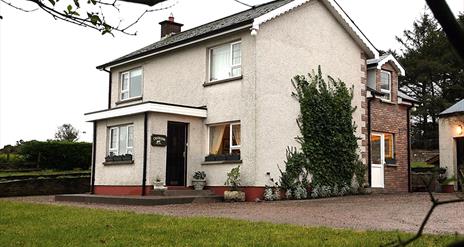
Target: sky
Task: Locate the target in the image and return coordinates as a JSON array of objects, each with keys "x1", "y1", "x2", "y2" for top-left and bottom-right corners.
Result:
[{"x1": 0, "y1": 0, "x2": 463, "y2": 148}]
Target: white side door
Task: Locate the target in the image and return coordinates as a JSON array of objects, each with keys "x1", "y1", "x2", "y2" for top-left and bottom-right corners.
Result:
[{"x1": 371, "y1": 133, "x2": 385, "y2": 188}]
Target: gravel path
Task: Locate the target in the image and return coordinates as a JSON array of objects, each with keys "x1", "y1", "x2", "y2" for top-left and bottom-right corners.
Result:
[{"x1": 3, "y1": 193, "x2": 463, "y2": 234}]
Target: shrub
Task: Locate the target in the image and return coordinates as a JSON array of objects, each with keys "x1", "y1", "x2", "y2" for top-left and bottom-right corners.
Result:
[
  {"x1": 18, "y1": 140, "x2": 91, "y2": 170},
  {"x1": 225, "y1": 166, "x2": 241, "y2": 191}
]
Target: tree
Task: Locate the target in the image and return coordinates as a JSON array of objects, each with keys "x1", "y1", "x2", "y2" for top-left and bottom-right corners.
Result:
[
  {"x1": 396, "y1": 12, "x2": 464, "y2": 149},
  {"x1": 55, "y1": 123, "x2": 80, "y2": 142},
  {"x1": 0, "y1": 0, "x2": 172, "y2": 35}
]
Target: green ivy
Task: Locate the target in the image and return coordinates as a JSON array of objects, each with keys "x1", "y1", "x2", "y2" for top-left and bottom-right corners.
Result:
[{"x1": 288, "y1": 66, "x2": 364, "y2": 189}]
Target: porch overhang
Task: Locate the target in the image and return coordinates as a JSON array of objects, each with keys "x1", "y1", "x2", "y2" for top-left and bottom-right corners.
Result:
[{"x1": 84, "y1": 101, "x2": 207, "y2": 122}]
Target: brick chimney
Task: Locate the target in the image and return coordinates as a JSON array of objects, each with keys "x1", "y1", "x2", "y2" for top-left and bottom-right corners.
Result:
[{"x1": 159, "y1": 14, "x2": 183, "y2": 38}]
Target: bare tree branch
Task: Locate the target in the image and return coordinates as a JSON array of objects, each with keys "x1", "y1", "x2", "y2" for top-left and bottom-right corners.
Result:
[
  {"x1": 0, "y1": 0, "x2": 37, "y2": 12},
  {"x1": 426, "y1": 0, "x2": 464, "y2": 61}
]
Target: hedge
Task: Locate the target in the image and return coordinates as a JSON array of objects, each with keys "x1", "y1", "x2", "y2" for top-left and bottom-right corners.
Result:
[{"x1": 18, "y1": 141, "x2": 91, "y2": 170}]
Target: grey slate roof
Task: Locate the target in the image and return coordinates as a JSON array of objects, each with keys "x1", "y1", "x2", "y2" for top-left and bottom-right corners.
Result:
[
  {"x1": 97, "y1": 0, "x2": 293, "y2": 69},
  {"x1": 440, "y1": 99, "x2": 464, "y2": 116},
  {"x1": 366, "y1": 54, "x2": 390, "y2": 66},
  {"x1": 398, "y1": 91, "x2": 418, "y2": 103}
]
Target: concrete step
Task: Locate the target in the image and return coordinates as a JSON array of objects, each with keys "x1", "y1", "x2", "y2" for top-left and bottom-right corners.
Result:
[
  {"x1": 151, "y1": 189, "x2": 217, "y2": 197},
  {"x1": 55, "y1": 193, "x2": 223, "y2": 206}
]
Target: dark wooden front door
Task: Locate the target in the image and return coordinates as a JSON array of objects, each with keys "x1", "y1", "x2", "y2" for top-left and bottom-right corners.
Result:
[
  {"x1": 457, "y1": 137, "x2": 464, "y2": 191},
  {"x1": 166, "y1": 122, "x2": 188, "y2": 186}
]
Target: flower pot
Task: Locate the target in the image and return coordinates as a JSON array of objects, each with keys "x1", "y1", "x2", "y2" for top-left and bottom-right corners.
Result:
[
  {"x1": 192, "y1": 179, "x2": 206, "y2": 190},
  {"x1": 224, "y1": 190, "x2": 246, "y2": 202},
  {"x1": 441, "y1": 184, "x2": 454, "y2": 193}
]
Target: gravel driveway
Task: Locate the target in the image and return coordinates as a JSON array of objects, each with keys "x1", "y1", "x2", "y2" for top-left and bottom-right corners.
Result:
[{"x1": 3, "y1": 193, "x2": 463, "y2": 234}]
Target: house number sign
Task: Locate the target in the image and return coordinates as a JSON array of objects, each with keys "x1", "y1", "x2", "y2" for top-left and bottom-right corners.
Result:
[{"x1": 151, "y1": 134, "x2": 167, "y2": 147}]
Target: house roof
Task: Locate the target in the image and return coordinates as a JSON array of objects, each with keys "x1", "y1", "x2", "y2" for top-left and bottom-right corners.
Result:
[
  {"x1": 97, "y1": 0, "x2": 292, "y2": 70},
  {"x1": 97, "y1": 0, "x2": 379, "y2": 70},
  {"x1": 367, "y1": 54, "x2": 405, "y2": 76},
  {"x1": 440, "y1": 99, "x2": 464, "y2": 117},
  {"x1": 398, "y1": 90, "x2": 418, "y2": 103}
]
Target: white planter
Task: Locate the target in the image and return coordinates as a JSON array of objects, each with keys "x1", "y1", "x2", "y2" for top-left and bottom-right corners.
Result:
[
  {"x1": 192, "y1": 179, "x2": 206, "y2": 190},
  {"x1": 224, "y1": 190, "x2": 246, "y2": 202}
]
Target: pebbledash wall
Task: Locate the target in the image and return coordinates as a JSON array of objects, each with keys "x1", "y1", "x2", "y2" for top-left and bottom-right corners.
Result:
[
  {"x1": 93, "y1": 0, "x2": 408, "y2": 199},
  {"x1": 369, "y1": 63, "x2": 410, "y2": 192}
]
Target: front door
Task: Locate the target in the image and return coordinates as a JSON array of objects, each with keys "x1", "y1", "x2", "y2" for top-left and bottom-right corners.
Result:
[
  {"x1": 457, "y1": 137, "x2": 464, "y2": 191},
  {"x1": 166, "y1": 122, "x2": 188, "y2": 186},
  {"x1": 371, "y1": 133, "x2": 385, "y2": 188}
]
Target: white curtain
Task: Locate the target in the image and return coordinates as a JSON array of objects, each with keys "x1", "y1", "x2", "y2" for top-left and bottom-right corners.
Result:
[
  {"x1": 232, "y1": 124, "x2": 241, "y2": 146},
  {"x1": 210, "y1": 44, "x2": 230, "y2": 81},
  {"x1": 209, "y1": 125, "x2": 226, "y2": 155}
]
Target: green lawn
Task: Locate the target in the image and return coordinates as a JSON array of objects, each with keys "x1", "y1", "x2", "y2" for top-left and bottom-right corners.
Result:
[
  {"x1": 411, "y1": 162, "x2": 435, "y2": 168},
  {"x1": 0, "y1": 201, "x2": 459, "y2": 247},
  {"x1": 0, "y1": 169, "x2": 90, "y2": 178}
]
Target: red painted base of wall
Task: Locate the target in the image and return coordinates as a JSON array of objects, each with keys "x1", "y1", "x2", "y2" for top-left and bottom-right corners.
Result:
[{"x1": 94, "y1": 185, "x2": 265, "y2": 202}]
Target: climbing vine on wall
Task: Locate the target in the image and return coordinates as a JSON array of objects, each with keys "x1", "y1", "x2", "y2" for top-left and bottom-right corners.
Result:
[{"x1": 289, "y1": 66, "x2": 365, "y2": 190}]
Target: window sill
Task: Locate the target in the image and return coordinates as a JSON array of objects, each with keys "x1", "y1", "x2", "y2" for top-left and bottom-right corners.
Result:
[
  {"x1": 202, "y1": 160, "x2": 243, "y2": 165},
  {"x1": 380, "y1": 98, "x2": 396, "y2": 105},
  {"x1": 115, "y1": 96, "x2": 142, "y2": 105},
  {"x1": 385, "y1": 163, "x2": 399, "y2": 167},
  {"x1": 103, "y1": 160, "x2": 134, "y2": 166},
  {"x1": 203, "y1": 75, "x2": 243, "y2": 87}
]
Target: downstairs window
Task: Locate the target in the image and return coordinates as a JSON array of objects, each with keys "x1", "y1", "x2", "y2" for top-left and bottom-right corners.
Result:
[
  {"x1": 108, "y1": 124, "x2": 134, "y2": 156},
  {"x1": 208, "y1": 123, "x2": 240, "y2": 160}
]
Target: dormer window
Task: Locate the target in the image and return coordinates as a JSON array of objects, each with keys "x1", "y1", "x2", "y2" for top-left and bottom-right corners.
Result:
[
  {"x1": 209, "y1": 41, "x2": 241, "y2": 82},
  {"x1": 120, "y1": 68, "x2": 142, "y2": 101},
  {"x1": 380, "y1": 71, "x2": 391, "y2": 101}
]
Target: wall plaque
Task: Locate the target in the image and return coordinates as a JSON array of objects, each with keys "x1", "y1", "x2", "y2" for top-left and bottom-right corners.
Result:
[{"x1": 151, "y1": 134, "x2": 167, "y2": 147}]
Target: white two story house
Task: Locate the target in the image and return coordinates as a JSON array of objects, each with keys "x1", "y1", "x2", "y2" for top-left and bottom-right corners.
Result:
[{"x1": 85, "y1": 0, "x2": 416, "y2": 200}]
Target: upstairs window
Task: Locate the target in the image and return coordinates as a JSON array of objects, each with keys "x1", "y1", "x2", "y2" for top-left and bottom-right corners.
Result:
[
  {"x1": 209, "y1": 41, "x2": 241, "y2": 82},
  {"x1": 108, "y1": 125, "x2": 134, "y2": 156},
  {"x1": 380, "y1": 71, "x2": 391, "y2": 101},
  {"x1": 209, "y1": 123, "x2": 241, "y2": 156},
  {"x1": 120, "y1": 68, "x2": 142, "y2": 101}
]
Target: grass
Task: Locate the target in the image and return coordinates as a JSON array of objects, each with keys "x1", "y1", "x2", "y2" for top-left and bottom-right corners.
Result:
[
  {"x1": 411, "y1": 162, "x2": 435, "y2": 168},
  {"x1": 0, "y1": 169, "x2": 90, "y2": 178},
  {"x1": 0, "y1": 201, "x2": 460, "y2": 247}
]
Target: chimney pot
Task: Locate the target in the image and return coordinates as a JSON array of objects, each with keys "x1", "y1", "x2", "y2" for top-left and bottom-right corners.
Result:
[{"x1": 159, "y1": 14, "x2": 183, "y2": 38}]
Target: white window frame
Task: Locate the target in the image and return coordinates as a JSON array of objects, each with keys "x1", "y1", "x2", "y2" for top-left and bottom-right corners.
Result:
[
  {"x1": 230, "y1": 123, "x2": 241, "y2": 154},
  {"x1": 207, "y1": 122, "x2": 241, "y2": 155},
  {"x1": 108, "y1": 124, "x2": 134, "y2": 156},
  {"x1": 120, "y1": 68, "x2": 143, "y2": 101},
  {"x1": 108, "y1": 127, "x2": 119, "y2": 155},
  {"x1": 208, "y1": 41, "x2": 242, "y2": 82},
  {"x1": 380, "y1": 70, "x2": 392, "y2": 101}
]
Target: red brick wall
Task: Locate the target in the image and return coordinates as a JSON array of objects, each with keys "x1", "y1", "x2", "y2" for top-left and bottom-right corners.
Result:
[{"x1": 370, "y1": 62, "x2": 410, "y2": 192}]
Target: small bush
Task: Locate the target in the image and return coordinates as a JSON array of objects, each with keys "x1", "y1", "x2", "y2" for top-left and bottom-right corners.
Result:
[{"x1": 18, "y1": 140, "x2": 91, "y2": 170}]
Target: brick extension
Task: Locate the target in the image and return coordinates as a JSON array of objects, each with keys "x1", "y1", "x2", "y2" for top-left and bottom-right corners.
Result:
[{"x1": 369, "y1": 62, "x2": 410, "y2": 193}]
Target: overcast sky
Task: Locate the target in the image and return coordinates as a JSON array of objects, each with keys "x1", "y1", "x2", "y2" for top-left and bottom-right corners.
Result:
[{"x1": 0, "y1": 0, "x2": 463, "y2": 147}]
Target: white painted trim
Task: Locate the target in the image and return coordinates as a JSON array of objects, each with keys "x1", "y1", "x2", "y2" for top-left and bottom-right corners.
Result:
[
  {"x1": 368, "y1": 54, "x2": 406, "y2": 76},
  {"x1": 102, "y1": 25, "x2": 252, "y2": 70},
  {"x1": 120, "y1": 67, "x2": 143, "y2": 101},
  {"x1": 208, "y1": 41, "x2": 242, "y2": 82},
  {"x1": 380, "y1": 70, "x2": 392, "y2": 102},
  {"x1": 251, "y1": 0, "x2": 379, "y2": 58},
  {"x1": 84, "y1": 103, "x2": 207, "y2": 122}
]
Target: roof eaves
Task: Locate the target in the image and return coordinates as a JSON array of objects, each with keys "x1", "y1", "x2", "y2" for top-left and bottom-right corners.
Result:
[
  {"x1": 96, "y1": 21, "x2": 253, "y2": 70},
  {"x1": 367, "y1": 54, "x2": 406, "y2": 76}
]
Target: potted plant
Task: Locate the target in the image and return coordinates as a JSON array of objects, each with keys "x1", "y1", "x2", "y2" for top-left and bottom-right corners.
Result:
[
  {"x1": 192, "y1": 171, "x2": 207, "y2": 190},
  {"x1": 153, "y1": 176, "x2": 166, "y2": 190},
  {"x1": 440, "y1": 176, "x2": 455, "y2": 193},
  {"x1": 224, "y1": 165, "x2": 245, "y2": 202}
]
